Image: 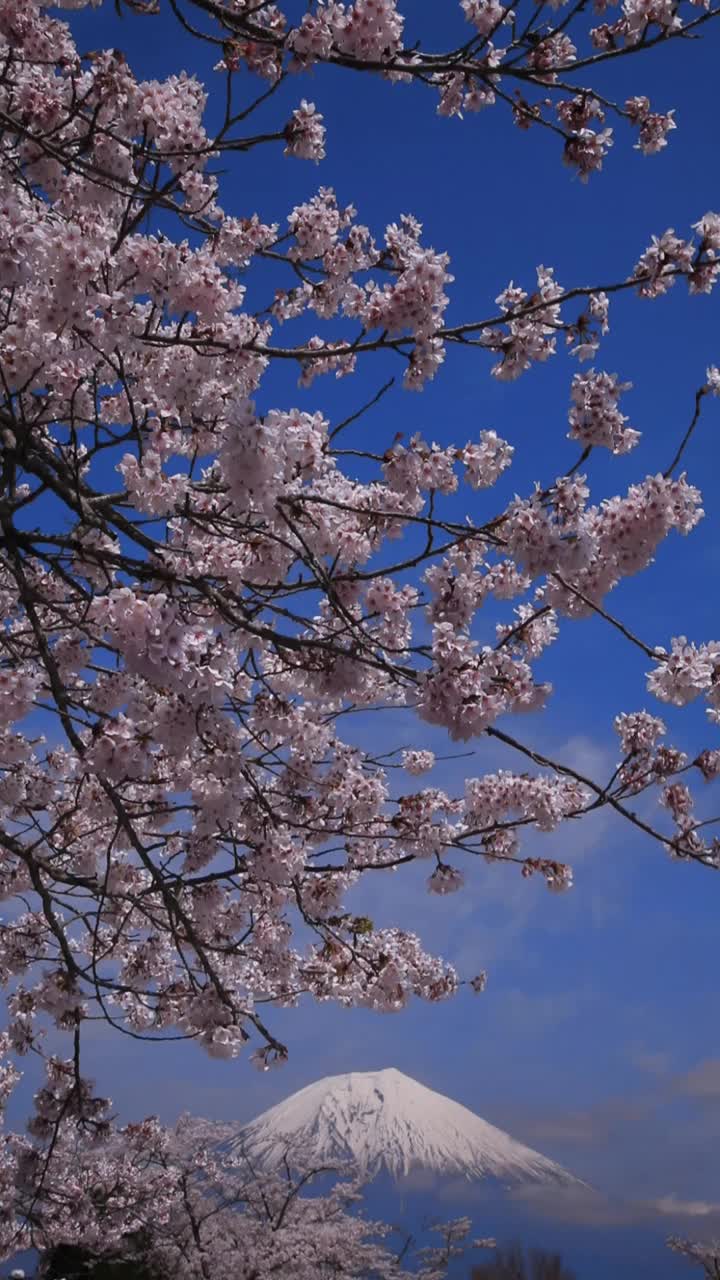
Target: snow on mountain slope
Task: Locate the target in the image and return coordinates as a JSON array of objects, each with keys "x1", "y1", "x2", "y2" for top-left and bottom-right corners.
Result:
[{"x1": 228, "y1": 1068, "x2": 581, "y2": 1185}]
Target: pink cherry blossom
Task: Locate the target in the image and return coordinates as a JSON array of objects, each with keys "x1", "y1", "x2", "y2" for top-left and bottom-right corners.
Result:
[
  {"x1": 0, "y1": 0, "x2": 716, "y2": 1256},
  {"x1": 402, "y1": 750, "x2": 436, "y2": 775},
  {"x1": 568, "y1": 369, "x2": 639, "y2": 453}
]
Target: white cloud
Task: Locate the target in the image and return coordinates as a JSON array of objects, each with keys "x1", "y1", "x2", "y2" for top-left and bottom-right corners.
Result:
[
  {"x1": 652, "y1": 1194, "x2": 720, "y2": 1218},
  {"x1": 508, "y1": 1184, "x2": 720, "y2": 1227},
  {"x1": 677, "y1": 1059, "x2": 720, "y2": 1100}
]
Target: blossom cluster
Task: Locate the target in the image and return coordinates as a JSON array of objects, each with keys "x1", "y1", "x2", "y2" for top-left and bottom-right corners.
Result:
[
  {"x1": 567, "y1": 370, "x2": 639, "y2": 454},
  {"x1": 4, "y1": 1106, "x2": 484, "y2": 1278},
  {"x1": 0, "y1": 0, "x2": 717, "y2": 1232}
]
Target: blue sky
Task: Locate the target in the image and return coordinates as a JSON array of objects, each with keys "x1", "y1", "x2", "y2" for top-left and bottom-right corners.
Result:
[{"x1": 16, "y1": 0, "x2": 720, "y2": 1251}]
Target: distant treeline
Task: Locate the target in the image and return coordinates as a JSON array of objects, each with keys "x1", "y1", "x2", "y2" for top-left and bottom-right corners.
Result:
[
  {"x1": 471, "y1": 1245, "x2": 577, "y2": 1280},
  {"x1": 28, "y1": 1239, "x2": 578, "y2": 1279}
]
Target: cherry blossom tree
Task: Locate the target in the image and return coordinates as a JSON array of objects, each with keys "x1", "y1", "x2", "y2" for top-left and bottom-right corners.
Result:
[
  {"x1": 9, "y1": 1113, "x2": 486, "y2": 1279},
  {"x1": 668, "y1": 1237, "x2": 720, "y2": 1279},
  {"x1": 1, "y1": 0, "x2": 720, "y2": 1262}
]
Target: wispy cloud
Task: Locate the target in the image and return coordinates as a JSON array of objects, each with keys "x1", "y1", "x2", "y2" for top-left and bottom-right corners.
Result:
[
  {"x1": 628, "y1": 1045, "x2": 673, "y2": 1078},
  {"x1": 509, "y1": 1183, "x2": 638, "y2": 1226},
  {"x1": 651, "y1": 1194, "x2": 720, "y2": 1218},
  {"x1": 510, "y1": 1184, "x2": 720, "y2": 1227},
  {"x1": 490, "y1": 988, "x2": 590, "y2": 1037},
  {"x1": 676, "y1": 1058, "x2": 720, "y2": 1100},
  {"x1": 492, "y1": 1093, "x2": 657, "y2": 1154}
]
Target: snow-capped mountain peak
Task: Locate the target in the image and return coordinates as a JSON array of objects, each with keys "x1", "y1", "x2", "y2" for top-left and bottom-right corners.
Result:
[{"x1": 229, "y1": 1067, "x2": 580, "y2": 1185}]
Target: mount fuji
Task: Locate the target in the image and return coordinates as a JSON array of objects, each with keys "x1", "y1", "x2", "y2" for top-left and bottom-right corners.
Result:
[{"x1": 228, "y1": 1067, "x2": 582, "y2": 1186}]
